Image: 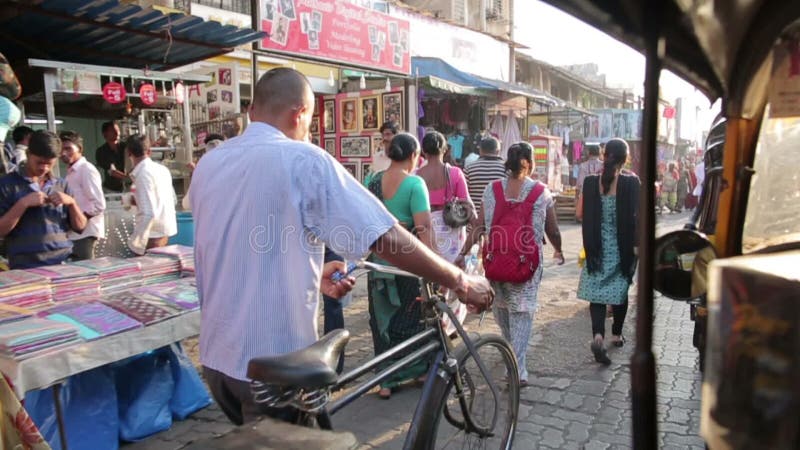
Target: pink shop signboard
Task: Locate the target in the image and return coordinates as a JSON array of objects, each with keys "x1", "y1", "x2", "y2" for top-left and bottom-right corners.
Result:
[{"x1": 258, "y1": 0, "x2": 411, "y2": 75}]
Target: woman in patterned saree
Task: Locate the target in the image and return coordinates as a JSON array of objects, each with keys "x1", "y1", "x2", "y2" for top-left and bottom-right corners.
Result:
[
  {"x1": 577, "y1": 138, "x2": 640, "y2": 365},
  {"x1": 366, "y1": 133, "x2": 434, "y2": 399}
]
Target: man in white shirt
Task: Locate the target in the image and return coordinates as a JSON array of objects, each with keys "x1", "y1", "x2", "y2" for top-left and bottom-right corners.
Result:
[
  {"x1": 363, "y1": 121, "x2": 398, "y2": 186},
  {"x1": 126, "y1": 135, "x2": 177, "y2": 255},
  {"x1": 693, "y1": 159, "x2": 705, "y2": 198},
  {"x1": 191, "y1": 68, "x2": 494, "y2": 425},
  {"x1": 60, "y1": 131, "x2": 105, "y2": 260}
]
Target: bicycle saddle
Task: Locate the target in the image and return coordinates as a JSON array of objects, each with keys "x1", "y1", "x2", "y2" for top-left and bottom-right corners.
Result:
[{"x1": 247, "y1": 329, "x2": 350, "y2": 389}]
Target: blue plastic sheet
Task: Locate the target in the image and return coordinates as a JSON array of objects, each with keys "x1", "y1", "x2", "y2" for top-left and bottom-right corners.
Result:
[
  {"x1": 115, "y1": 350, "x2": 174, "y2": 441},
  {"x1": 167, "y1": 343, "x2": 211, "y2": 420},
  {"x1": 26, "y1": 366, "x2": 119, "y2": 450}
]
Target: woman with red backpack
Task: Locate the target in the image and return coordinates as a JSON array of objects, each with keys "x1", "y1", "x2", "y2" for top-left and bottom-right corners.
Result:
[
  {"x1": 576, "y1": 138, "x2": 640, "y2": 365},
  {"x1": 458, "y1": 142, "x2": 564, "y2": 386}
]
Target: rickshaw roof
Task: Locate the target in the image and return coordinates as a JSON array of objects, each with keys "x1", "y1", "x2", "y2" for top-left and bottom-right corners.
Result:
[{"x1": 540, "y1": 0, "x2": 800, "y2": 103}]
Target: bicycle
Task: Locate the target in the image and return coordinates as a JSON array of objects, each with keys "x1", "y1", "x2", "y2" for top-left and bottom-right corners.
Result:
[{"x1": 247, "y1": 261, "x2": 521, "y2": 449}]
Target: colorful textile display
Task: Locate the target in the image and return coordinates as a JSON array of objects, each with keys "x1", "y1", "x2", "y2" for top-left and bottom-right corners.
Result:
[
  {"x1": 0, "y1": 303, "x2": 34, "y2": 325},
  {"x1": 0, "y1": 270, "x2": 53, "y2": 310},
  {"x1": 0, "y1": 318, "x2": 81, "y2": 359},
  {"x1": 135, "y1": 278, "x2": 199, "y2": 311},
  {"x1": 128, "y1": 255, "x2": 182, "y2": 286},
  {"x1": 45, "y1": 301, "x2": 142, "y2": 340},
  {"x1": 0, "y1": 374, "x2": 49, "y2": 450},
  {"x1": 102, "y1": 292, "x2": 182, "y2": 325},
  {"x1": 69, "y1": 257, "x2": 142, "y2": 294},
  {"x1": 146, "y1": 245, "x2": 194, "y2": 277},
  {"x1": 27, "y1": 264, "x2": 101, "y2": 303}
]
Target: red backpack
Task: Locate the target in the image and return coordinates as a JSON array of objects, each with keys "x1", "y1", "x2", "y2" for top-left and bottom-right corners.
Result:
[{"x1": 482, "y1": 180, "x2": 545, "y2": 283}]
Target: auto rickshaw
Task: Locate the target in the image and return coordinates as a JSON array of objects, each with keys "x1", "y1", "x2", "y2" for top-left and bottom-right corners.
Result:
[{"x1": 540, "y1": 1, "x2": 800, "y2": 448}]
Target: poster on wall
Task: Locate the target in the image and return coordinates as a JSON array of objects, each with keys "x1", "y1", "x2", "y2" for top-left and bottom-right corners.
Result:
[
  {"x1": 768, "y1": 38, "x2": 800, "y2": 118},
  {"x1": 340, "y1": 98, "x2": 358, "y2": 133},
  {"x1": 360, "y1": 95, "x2": 381, "y2": 132},
  {"x1": 382, "y1": 91, "x2": 403, "y2": 128},
  {"x1": 187, "y1": 64, "x2": 240, "y2": 121},
  {"x1": 258, "y1": 0, "x2": 411, "y2": 75}
]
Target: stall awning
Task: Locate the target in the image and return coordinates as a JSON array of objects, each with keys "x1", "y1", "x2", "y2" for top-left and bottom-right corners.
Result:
[
  {"x1": 412, "y1": 57, "x2": 494, "y2": 95},
  {"x1": 412, "y1": 57, "x2": 562, "y2": 106},
  {"x1": 0, "y1": 0, "x2": 266, "y2": 71},
  {"x1": 474, "y1": 75, "x2": 563, "y2": 107}
]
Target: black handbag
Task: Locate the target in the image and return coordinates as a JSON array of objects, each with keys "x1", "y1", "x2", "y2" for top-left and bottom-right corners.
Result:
[{"x1": 442, "y1": 164, "x2": 474, "y2": 228}]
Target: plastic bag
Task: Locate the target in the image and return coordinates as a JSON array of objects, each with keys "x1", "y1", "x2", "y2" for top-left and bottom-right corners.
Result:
[
  {"x1": 166, "y1": 343, "x2": 211, "y2": 420},
  {"x1": 115, "y1": 350, "x2": 174, "y2": 441},
  {"x1": 25, "y1": 366, "x2": 119, "y2": 450}
]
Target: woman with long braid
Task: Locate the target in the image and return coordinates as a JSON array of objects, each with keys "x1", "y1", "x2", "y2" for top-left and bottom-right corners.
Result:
[{"x1": 576, "y1": 138, "x2": 640, "y2": 365}]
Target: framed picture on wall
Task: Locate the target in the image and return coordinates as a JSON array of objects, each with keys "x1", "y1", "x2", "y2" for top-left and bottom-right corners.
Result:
[
  {"x1": 341, "y1": 162, "x2": 358, "y2": 179},
  {"x1": 340, "y1": 98, "x2": 358, "y2": 133},
  {"x1": 310, "y1": 134, "x2": 320, "y2": 147},
  {"x1": 340, "y1": 136, "x2": 371, "y2": 158},
  {"x1": 310, "y1": 116, "x2": 320, "y2": 134},
  {"x1": 371, "y1": 135, "x2": 383, "y2": 155},
  {"x1": 324, "y1": 138, "x2": 336, "y2": 157},
  {"x1": 382, "y1": 91, "x2": 403, "y2": 128},
  {"x1": 359, "y1": 95, "x2": 381, "y2": 132},
  {"x1": 323, "y1": 100, "x2": 336, "y2": 133},
  {"x1": 361, "y1": 162, "x2": 372, "y2": 183}
]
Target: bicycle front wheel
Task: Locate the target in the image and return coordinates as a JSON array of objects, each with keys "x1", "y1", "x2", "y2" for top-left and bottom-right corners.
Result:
[{"x1": 416, "y1": 334, "x2": 520, "y2": 449}]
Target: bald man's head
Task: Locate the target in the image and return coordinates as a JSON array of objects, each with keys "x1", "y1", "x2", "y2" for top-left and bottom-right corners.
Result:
[{"x1": 251, "y1": 68, "x2": 315, "y2": 141}]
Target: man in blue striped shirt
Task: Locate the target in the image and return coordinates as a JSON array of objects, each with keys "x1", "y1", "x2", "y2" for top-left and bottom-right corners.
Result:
[
  {"x1": 191, "y1": 68, "x2": 494, "y2": 425},
  {"x1": 0, "y1": 131, "x2": 86, "y2": 269}
]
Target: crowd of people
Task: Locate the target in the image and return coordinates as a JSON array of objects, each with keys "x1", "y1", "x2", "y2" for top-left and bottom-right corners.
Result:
[
  {"x1": 657, "y1": 157, "x2": 702, "y2": 214},
  {"x1": 185, "y1": 68, "x2": 646, "y2": 427}
]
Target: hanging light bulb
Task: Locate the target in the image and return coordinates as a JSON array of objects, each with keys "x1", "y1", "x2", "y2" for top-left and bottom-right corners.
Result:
[
  {"x1": 359, "y1": 74, "x2": 366, "y2": 90},
  {"x1": 328, "y1": 69, "x2": 335, "y2": 88},
  {"x1": 385, "y1": 77, "x2": 391, "y2": 91}
]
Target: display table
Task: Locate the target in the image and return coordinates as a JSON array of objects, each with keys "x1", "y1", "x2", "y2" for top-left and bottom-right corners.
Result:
[{"x1": 0, "y1": 310, "x2": 200, "y2": 398}]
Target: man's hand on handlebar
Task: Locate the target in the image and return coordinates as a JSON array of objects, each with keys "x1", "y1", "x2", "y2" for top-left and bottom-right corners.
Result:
[
  {"x1": 455, "y1": 273, "x2": 494, "y2": 314},
  {"x1": 321, "y1": 261, "x2": 356, "y2": 299}
]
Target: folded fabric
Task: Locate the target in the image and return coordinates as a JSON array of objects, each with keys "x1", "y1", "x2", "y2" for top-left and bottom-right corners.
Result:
[
  {"x1": 102, "y1": 293, "x2": 179, "y2": 325},
  {"x1": 47, "y1": 302, "x2": 142, "y2": 338},
  {"x1": 135, "y1": 278, "x2": 199, "y2": 311},
  {"x1": 0, "y1": 303, "x2": 34, "y2": 325}
]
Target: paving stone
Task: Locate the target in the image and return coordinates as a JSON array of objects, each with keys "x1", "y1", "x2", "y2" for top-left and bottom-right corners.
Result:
[
  {"x1": 666, "y1": 406, "x2": 692, "y2": 424},
  {"x1": 540, "y1": 427, "x2": 566, "y2": 448},
  {"x1": 529, "y1": 413, "x2": 568, "y2": 429},
  {"x1": 663, "y1": 432, "x2": 704, "y2": 447},
  {"x1": 590, "y1": 423, "x2": 617, "y2": 435},
  {"x1": 193, "y1": 421, "x2": 236, "y2": 436},
  {"x1": 589, "y1": 432, "x2": 632, "y2": 447},
  {"x1": 515, "y1": 421, "x2": 545, "y2": 436},
  {"x1": 595, "y1": 407, "x2": 622, "y2": 425},
  {"x1": 580, "y1": 395, "x2": 604, "y2": 414},
  {"x1": 513, "y1": 432, "x2": 540, "y2": 448},
  {"x1": 154, "y1": 421, "x2": 195, "y2": 441},
  {"x1": 570, "y1": 380, "x2": 608, "y2": 396},
  {"x1": 659, "y1": 421, "x2": 694, "y2": 435},
  {"x1": 562, "y1": 392, "x2": 585, "y2": 409},
  {"x1": 582, "y1": 441, "x2": 611, "y2": 450},
  {"x1": 566, "y1": 422, "x2": 591, "y2": 442},
  {"x1": 553, "y1": 408, "x2": 594, "y2": 425},
  {"x1": 561, "y1": 441, "x2": 582, "y2": 450}
]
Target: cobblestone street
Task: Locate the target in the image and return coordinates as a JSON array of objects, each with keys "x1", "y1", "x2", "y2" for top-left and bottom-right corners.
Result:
[{"x1": 132, "y1": 212, "x2": 704, "y2": 449}]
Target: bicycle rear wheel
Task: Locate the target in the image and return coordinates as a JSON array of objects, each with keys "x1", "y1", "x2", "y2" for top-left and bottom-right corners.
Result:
[{"x1": 416, "y1": 334, "x2": 520, "y2": 449}]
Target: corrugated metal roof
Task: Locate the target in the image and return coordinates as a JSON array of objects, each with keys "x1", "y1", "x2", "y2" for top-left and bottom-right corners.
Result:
[{"x1": 0, "y1": 0, "x2": 266, "y2": 70}]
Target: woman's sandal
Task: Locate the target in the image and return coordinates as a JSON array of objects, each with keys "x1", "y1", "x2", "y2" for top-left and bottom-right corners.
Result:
[
  {"x1": 612, "y1": 335, "x2": 626, "y2": 348},
  {"x1": 591, "y1": 339, "x2": 612, "y2": 365}
]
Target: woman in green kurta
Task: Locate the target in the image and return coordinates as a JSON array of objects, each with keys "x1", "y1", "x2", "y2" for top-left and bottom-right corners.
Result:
[
  {"x1": 577, "y1": 138, "x2": 640, "y2": 365},
  {"x1": 365, "y1": 133, "x2": 435, "y2": 399}
]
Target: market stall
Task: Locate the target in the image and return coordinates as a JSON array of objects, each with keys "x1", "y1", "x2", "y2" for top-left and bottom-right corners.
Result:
[{"x1": 0, "y1": 2, "x2": 267, "y2": 448}]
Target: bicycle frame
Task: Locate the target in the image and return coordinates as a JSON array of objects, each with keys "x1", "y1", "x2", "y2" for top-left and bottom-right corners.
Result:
[{"x1": 307, "y1": 263, "x2": 504, "y2": 446}]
